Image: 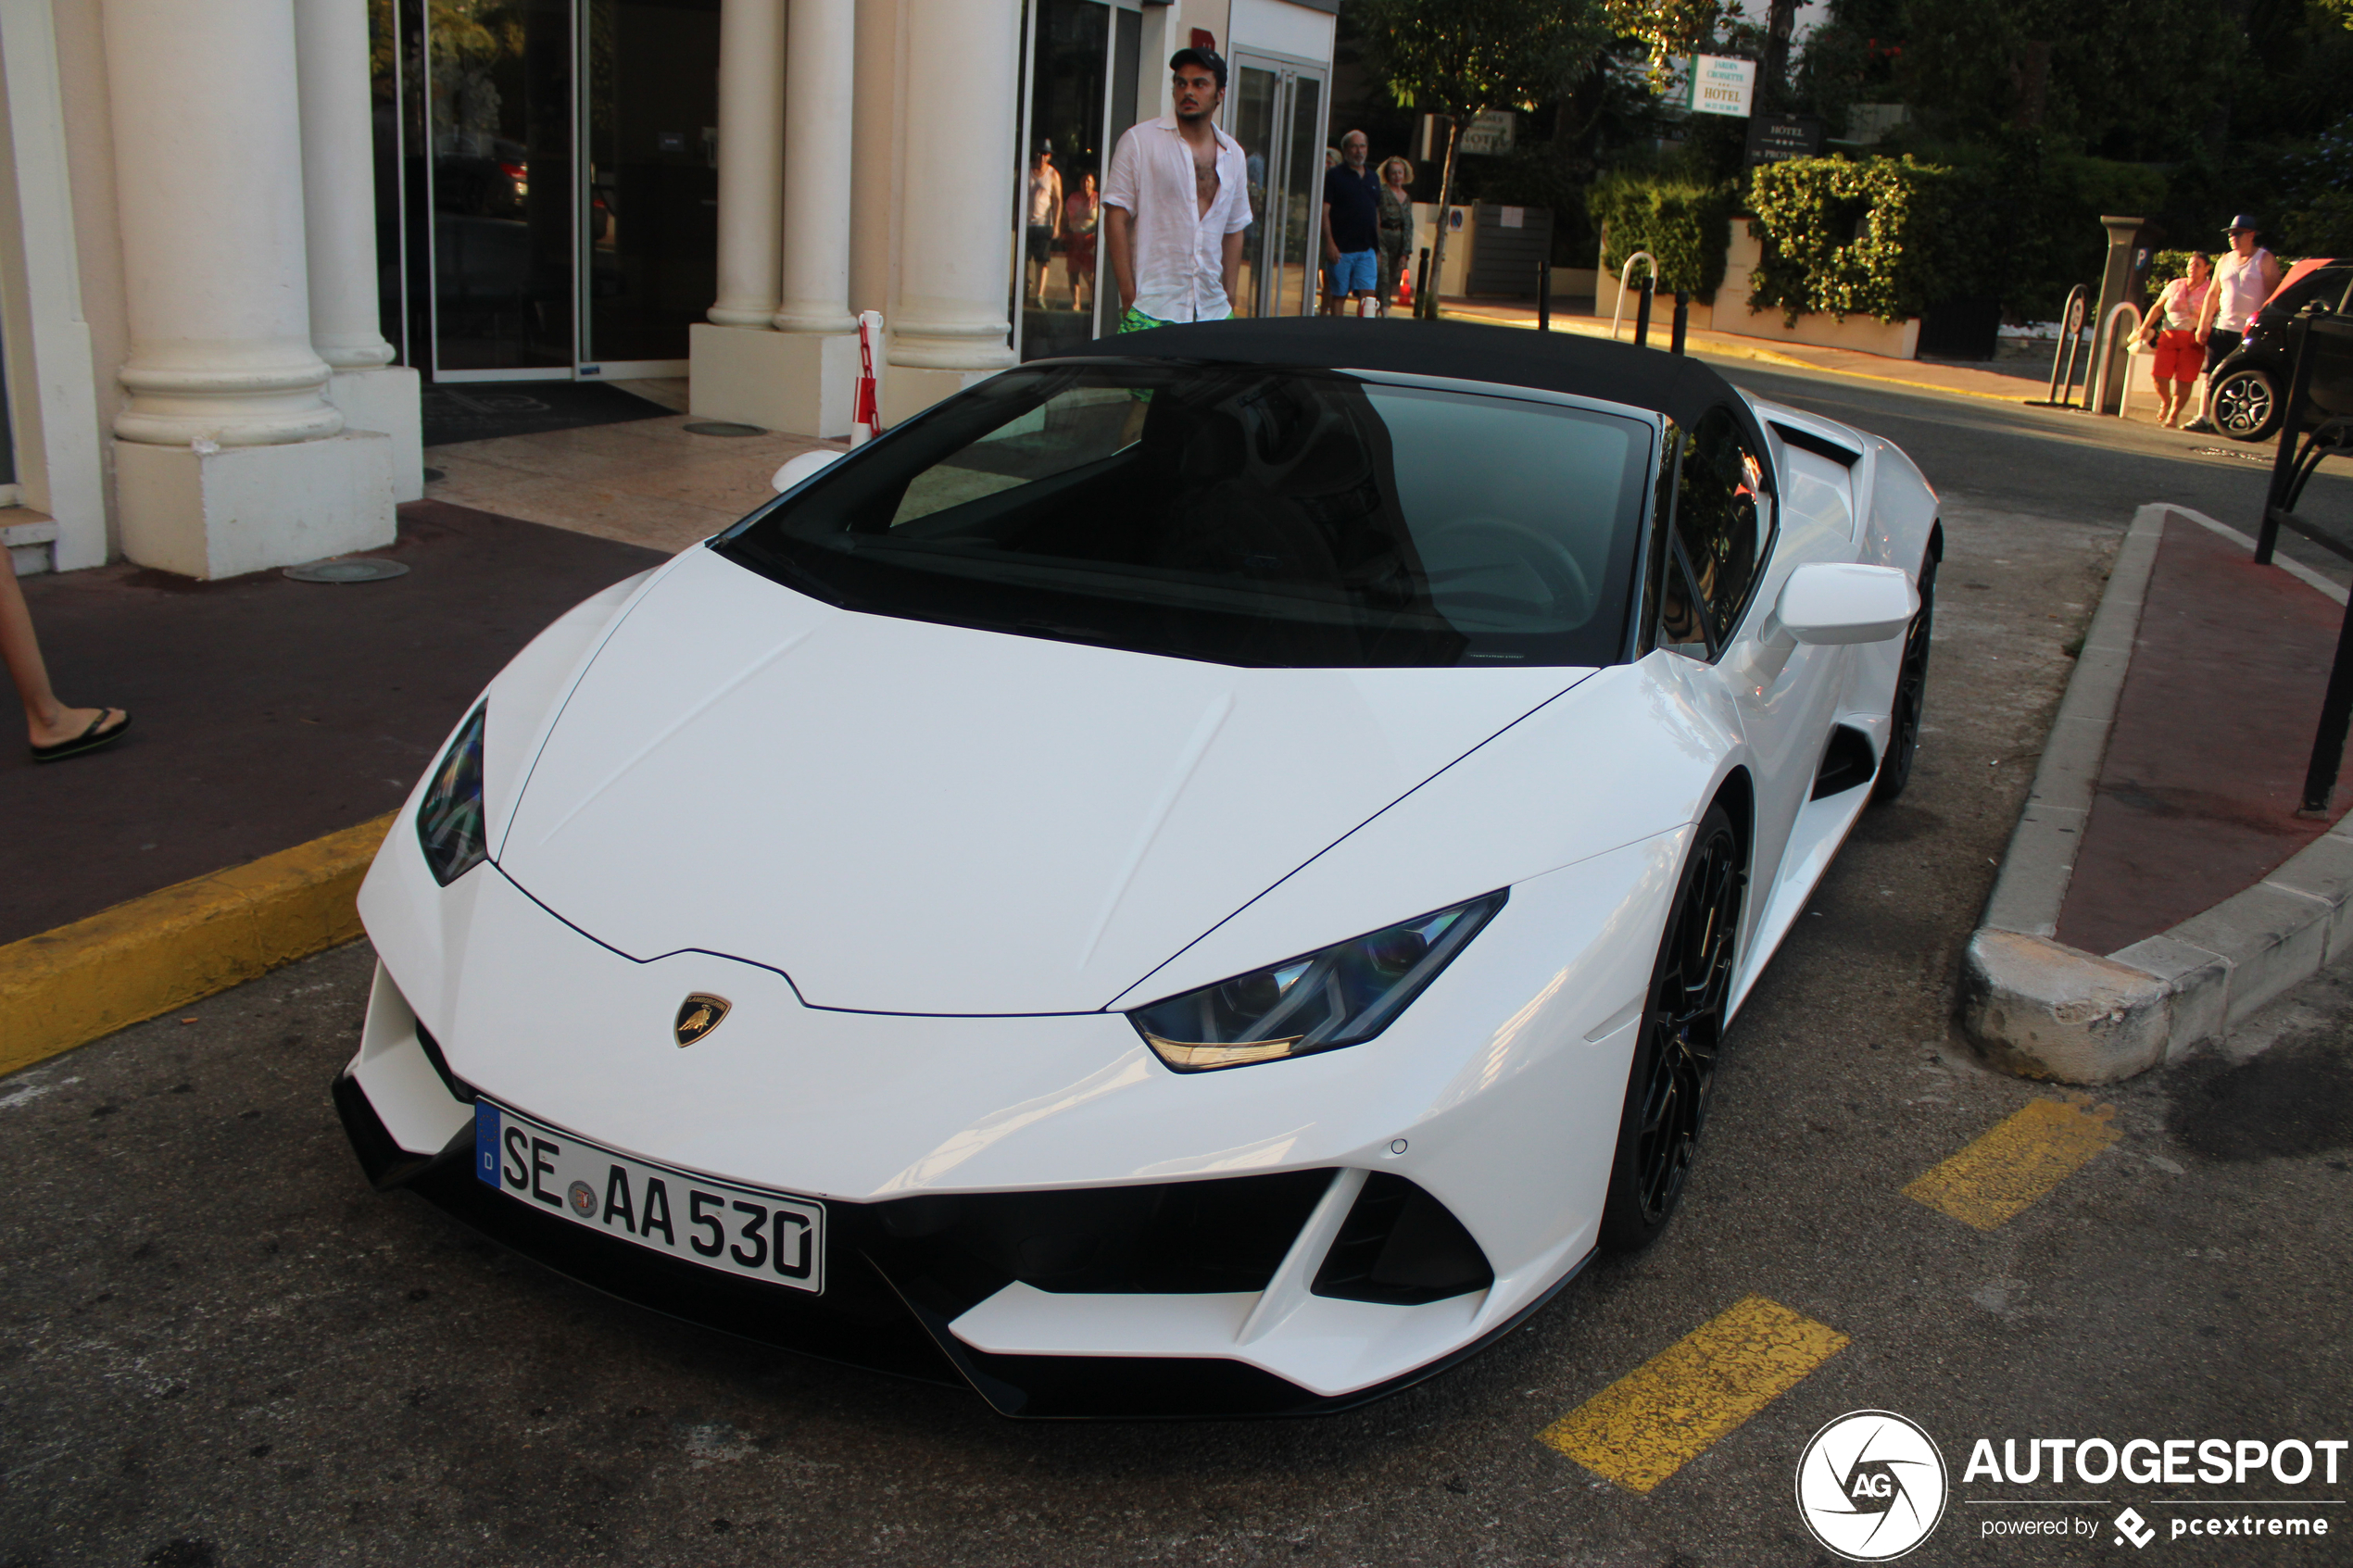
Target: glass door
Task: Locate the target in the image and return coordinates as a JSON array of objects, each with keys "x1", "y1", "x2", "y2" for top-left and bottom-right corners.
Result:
[
  {"x1": 382, "y1": 0, "x2": 717, "y2": 383},
  {"x1": 422, "y1": 0, "x2": 576, "y2": 380},
  {"x1": 579, "y1": 0, "x2": 720, "y2": 378},
  {"x1": 1225, "y1": 53, "x2": 1326, "y2": 320}
]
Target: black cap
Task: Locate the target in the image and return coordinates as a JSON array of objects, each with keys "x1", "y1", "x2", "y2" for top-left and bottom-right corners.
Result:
[
  {"x1": 2224, "y1": 212, "x2": 2260, "y2": 234},
  {"x1": 1170, "y1": 46, "x2": 1227, "y2": 91}
]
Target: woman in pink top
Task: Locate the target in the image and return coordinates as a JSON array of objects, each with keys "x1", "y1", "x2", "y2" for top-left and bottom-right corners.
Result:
[{"x1": 2143, "y1": 252, "x2": 2211, "y2": 427}]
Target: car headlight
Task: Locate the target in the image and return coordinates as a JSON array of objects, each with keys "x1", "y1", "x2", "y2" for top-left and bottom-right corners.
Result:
[
  {"x1": 417, "y1": 704, "x2": 488, "y2": 886},
  {"x1": 1127, "y1": 891, "x2": 1507, "y2": 1073}
]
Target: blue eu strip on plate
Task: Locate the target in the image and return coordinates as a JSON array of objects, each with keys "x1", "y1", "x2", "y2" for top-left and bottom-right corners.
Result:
[{"x1": 474, "y1": 1100, "x2": 501, "y2": 1186}]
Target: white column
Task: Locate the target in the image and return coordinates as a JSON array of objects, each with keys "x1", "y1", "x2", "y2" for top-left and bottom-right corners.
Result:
[
  {"x1": 710, "y1": 0, "x2": 786, "y2": 327},
  {"x1": 773, "y1": 0, "x2": 856, "y2": 333},
  {"x1": 102, "y1": 0, "x2": 342, "y2": 446},
  {"x1": 294, "y1": 0, "x2": 395, "y2": 367},
  {"x1": 889, "y1": 0, "x2": 1019, "y2": 371}
]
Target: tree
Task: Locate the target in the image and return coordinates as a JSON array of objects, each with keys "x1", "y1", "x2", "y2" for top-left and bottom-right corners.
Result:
[{"x1": 1354, "y1": 0, "x2": 1612, "y2": 317}]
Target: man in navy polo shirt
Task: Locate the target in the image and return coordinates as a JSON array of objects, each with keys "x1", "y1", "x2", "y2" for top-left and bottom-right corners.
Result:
[{"x1": 1321, "y1": 130, "x2": 1381, "y2": 316}]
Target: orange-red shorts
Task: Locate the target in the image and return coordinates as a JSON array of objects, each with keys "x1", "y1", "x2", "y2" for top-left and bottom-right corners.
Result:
[{"x1": 2152, "y1": 329, "x2": 2201, "y2": 385}]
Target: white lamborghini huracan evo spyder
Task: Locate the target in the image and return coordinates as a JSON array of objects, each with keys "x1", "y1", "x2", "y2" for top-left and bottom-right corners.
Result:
[{"x1": 336, "y1": 319, "x2": 1936, "y2": 1417}]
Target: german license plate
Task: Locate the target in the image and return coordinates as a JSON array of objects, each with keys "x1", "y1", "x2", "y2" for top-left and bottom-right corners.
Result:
[{"x1": 474, "y1": 1101, "x2": 824, "y2": 1294}]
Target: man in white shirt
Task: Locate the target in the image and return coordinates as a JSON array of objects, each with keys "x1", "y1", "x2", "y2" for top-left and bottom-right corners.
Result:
[
  {"x1": 1101, "y1": 48, "x2": 1252, "y2": 332},
  {"x1": 2184, "y1": 213, "x2": 2281, "y2": 433}
]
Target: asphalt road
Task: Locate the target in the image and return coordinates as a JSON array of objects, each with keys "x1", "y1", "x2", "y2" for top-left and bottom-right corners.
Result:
[{"x1": 6, "y1": 368, "x2": 2351, "y2": 1567}]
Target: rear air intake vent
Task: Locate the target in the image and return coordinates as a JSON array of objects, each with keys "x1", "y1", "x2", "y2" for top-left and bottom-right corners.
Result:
[
  {"x1": 1311, "y1": 1173, "x2": 1493, "y2": 1305},
  {"x1": 1810, "y1": 724, "x2": 1878, "y2": 800}
]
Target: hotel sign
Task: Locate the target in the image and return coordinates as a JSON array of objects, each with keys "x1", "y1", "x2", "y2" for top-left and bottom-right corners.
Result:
[{"x1": 1678, "y1": 55, "x2": 1757, "y2": 119}]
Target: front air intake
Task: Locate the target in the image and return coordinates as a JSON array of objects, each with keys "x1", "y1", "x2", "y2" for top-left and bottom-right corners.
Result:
[{"x1": 1311, "y1": 1173, "x2": 1493, "y2": 1304}]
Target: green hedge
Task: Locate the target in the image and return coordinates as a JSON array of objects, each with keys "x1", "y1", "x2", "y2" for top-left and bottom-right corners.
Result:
[
  {"x1": 1745, "y1": 156, "x2": 1985, "y2": 324},
  {"x1": 1588, "y1": 175, "x2": 1734, "y2": 299}
]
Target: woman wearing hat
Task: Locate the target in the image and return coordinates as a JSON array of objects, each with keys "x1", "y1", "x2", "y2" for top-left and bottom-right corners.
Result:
[{"x1": 2185, "y1": 215, "x2": 2280, "y2": 433}]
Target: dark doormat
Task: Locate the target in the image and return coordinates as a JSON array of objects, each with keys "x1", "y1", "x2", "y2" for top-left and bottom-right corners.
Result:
[{"x1": 423, "y1": 381, "x2": 673, "y2": 446}]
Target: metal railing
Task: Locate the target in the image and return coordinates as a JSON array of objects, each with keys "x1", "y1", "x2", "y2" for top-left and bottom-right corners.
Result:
[
  {"x1": 2026, "y1": 284, "x2": 2093, "y2": 409},
  {"x1": 2090, "y1": 301, "x2": 2145, "y2": 419},
  {"x1": 2246, "y1": 311, "x2": 2353, "y2": 811},
  {"x1": 1609, "y1": 252, "x2": 1658, "y2": 344}
]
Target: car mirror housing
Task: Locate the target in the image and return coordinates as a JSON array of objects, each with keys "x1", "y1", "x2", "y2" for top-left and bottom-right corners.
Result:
[
  {"x1": 771, "y1": 449, "x2": 845, "y2": 494},
  {"x1": 1777, "y1": 562, "x2": 1919, "y2": 645}
]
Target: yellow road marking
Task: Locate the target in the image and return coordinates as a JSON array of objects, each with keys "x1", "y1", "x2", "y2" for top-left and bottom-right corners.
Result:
[
  {"x1": 1537, "y1": 1294, "x2": 1850, "y2": 1494},
  {"x1": 1902, "y1": 1098, "x2": 2120, "y2": 1231},
  {"x1": 0, "y1": 813, "x2": 394, "y2": 1077}
]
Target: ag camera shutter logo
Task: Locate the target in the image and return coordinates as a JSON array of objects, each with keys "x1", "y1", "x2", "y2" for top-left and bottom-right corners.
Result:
[{"x1": 1796, "y1": 1410, "x2": 1950, "y2": 1561}]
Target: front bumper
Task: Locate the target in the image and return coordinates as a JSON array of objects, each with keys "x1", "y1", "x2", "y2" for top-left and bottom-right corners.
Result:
[
  {"x1": 345, "y1": 815, "x2": 1673, "y2": 1415},
  {"x1": 334, "y1": 1056, "x2": 1578, "y2": 1418}
]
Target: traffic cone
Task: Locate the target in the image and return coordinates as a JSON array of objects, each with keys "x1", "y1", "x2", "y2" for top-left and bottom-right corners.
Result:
[
  {"x1": 851, "y1": 310, "x2": 884, "y2": 445},
  {"x1": 1395, "y1": 266, "x2": 1414, "y2": 310}
]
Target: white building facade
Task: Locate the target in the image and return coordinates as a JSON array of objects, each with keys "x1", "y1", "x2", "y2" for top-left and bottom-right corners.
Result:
[{"x1": 0, "y1": 0, "x2": 1334, "y2": 581}]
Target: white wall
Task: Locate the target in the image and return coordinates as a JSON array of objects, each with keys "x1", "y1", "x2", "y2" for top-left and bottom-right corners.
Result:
[{"x1": 1227, "y1": 0, "x2": 1333, "y2": 64}]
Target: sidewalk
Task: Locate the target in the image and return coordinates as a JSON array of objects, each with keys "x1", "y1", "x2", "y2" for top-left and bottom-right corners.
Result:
[
  {"x1": 3, "y1": 402, "x2": 823, "y2": 1070},
  {"x1": 1963, "y1": 504, "x2": 2353, "y2": 1084}
]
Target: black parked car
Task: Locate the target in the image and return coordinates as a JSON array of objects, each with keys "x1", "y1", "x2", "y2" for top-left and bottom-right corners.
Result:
[{"x1": 2208, "y1": 259, "x2": 2350, "y2": 442}]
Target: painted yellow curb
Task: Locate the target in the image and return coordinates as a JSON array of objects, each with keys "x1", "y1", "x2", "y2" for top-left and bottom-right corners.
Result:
[
  {"x1": 1436, "y1": 306, "x2": 2029, "y2": 405},
  {"x1": 0, "y1": 812, "x2": 396, "y2": 1077}
]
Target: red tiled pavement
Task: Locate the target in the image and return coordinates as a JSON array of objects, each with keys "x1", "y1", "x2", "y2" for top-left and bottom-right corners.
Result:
[
  {"x1": 2056, "y1": 518, "x2": 2353, "y2": 955},
  {"x1": 2, "y1": 501, "x2": 663, "y2": 947}
]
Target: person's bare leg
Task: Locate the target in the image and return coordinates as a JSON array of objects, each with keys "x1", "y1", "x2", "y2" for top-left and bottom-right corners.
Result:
[{"x1": 0, "y1": 547, "x2": 116, "y2": 747}]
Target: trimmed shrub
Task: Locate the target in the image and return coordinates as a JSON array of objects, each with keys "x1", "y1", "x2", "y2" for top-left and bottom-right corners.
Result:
[
  {"x1": 1745, "y1": 155, "x2": 1985, "y2": 324},
  {"x1": 1588, "y1": 175, "x2": 1735, "y2": 298}
]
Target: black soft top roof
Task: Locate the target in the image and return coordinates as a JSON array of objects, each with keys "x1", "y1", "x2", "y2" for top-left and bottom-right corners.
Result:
[{"x1": 1052, "y1": 316, "x2": 1765, "y2": 457}]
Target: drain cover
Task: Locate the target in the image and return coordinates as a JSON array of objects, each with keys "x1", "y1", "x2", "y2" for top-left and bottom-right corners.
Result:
[
  {"x1": 684, "y1": 420, "x2": 765, "y2": 437},
  {"x1": 283, "y1": 558, "x2": 410, "y2": 583}
]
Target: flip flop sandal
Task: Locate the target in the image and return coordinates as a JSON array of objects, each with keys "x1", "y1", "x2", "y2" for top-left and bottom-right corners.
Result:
[{"x1": 30, "y1": 709, "x2": 131, "y2": 763}]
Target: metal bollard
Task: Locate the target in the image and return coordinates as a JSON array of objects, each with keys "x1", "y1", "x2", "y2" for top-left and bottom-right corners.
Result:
[
  {"x1": 1414, "y1": 247, "x2": 1432, "y2": 321},
  {"x1": 1538, "y1": 261, "x2": 1552, "y2": 332},
  {"x1": 1670, "y1": 290, "x2": 1690, "y2": 355},
  {"x1": 1633, "y1": 277, "x2": 1654, "y2": 348}
]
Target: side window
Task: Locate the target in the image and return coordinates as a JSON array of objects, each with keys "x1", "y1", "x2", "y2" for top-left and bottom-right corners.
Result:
[
  {"x1": 1645, "y1": 420, "x2": 1710, "y2": 659},
  {"x1": 1671, "y1": 408, "x2": 1772, "y2": 646}
]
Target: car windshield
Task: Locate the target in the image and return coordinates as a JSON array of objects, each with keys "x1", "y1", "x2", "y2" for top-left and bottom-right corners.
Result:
[{"x1": 714, "y1": 360, "x2": 1655, "y2": 668}]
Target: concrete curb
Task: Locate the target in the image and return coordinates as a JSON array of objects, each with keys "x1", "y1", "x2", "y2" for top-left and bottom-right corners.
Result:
[
  {"x1": 0, "y1": 812, "x2": 393, "y2": 1078},
  {"x1": 1959, "y1": 505, "x2": 2353, "y2": 1083}
]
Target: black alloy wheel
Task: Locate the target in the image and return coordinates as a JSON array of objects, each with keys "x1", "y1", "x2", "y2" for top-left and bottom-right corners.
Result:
[
  {"x1": 1599, "y1": 802, "x2": 1745, "y2": 1253},
  {"x1": 1871, "y1": 546, "x2": 1938, "y2": 803},
  {"x1": 2211, "y1": 365, "x2": 2282, "y2": 443}
]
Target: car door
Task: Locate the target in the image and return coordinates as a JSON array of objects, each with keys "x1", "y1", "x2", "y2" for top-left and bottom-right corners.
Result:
[{"x1": 1646, "y1": 406, "x2": 1855, "y2": 917}]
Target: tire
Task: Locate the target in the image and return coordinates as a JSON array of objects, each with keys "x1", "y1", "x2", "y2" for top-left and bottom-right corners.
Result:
[
  {"x1": 1598, "y1": 802, "x2": 1745, "y2": 1254},
  {"x1": 2211, "y1": 364, "x2": 2283, "y2": 443},
  {"x1": 1871, "y1": 546, "x2": 1937, "y2": 803}
]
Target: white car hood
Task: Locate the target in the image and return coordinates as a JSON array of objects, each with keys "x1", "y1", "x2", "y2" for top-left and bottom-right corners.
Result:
[{"x1": 495, "y1": 547, "x2": 1587, "y2": 1015}]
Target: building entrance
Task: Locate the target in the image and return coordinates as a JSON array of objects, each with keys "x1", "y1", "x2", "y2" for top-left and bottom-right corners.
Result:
[
  {"x1": 1227, "y1": 52, "x2": 1326, "y2": 321},
  {"x1": 373, "y1": 0, "x2": 721, "y2": 383}
]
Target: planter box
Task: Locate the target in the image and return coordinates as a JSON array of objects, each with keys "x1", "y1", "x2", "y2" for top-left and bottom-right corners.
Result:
[
  {"x1": 1592, "y1": 223, "x2": 1929, "y2": 359},
  {"x1": 1714, "y1": 223, "x2": 1919, "y2": 358}
]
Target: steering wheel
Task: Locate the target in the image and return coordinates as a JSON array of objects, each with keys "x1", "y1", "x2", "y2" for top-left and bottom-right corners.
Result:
[{"x1": 1414, "y1": 514, "x2": 1594, "y2": 624}]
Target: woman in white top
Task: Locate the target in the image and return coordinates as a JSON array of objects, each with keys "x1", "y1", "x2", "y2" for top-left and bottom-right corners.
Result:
[
  {"x1": 2142, "y1": 252, "x2": 2211, "y2": 428},
  {"x1": 2186, "y1": 216, "x2": 2280, "y2": 433}
]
